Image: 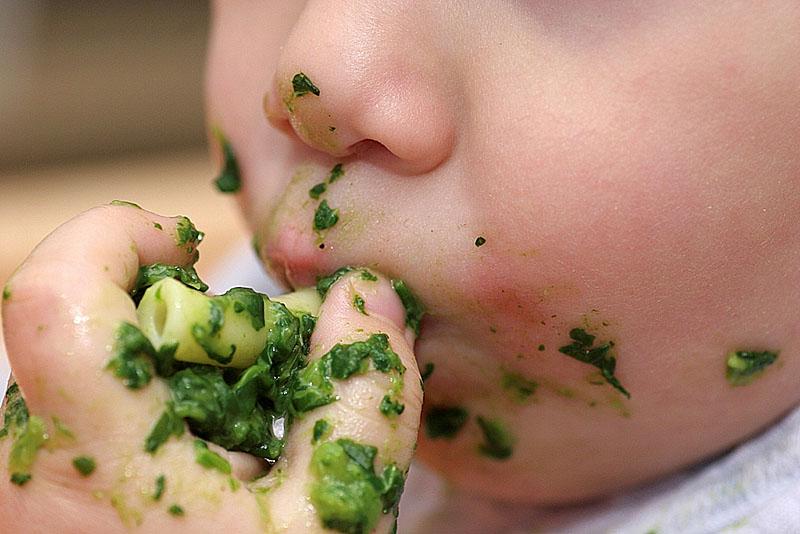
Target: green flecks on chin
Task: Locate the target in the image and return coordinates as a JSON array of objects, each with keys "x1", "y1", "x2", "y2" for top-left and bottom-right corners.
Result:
[
  {"x1": 475, "y1": 416, "x2": 514, "y2": 460},
  {"x1": 558, "y1": 328, "x2": 630, "y2": 399},
  {"x1": 726, "y1": 349, "x2": 779, "y2": 386}
]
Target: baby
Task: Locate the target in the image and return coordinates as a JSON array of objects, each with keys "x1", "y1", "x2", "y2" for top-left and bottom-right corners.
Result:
[{"x1": 2, "y1": 1, "x2": 799, "y2": 532}]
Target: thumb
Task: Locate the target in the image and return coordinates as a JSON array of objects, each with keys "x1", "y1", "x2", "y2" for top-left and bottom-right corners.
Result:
[{"x1": 259, "y1": 270, "x2": 422, "y2": 534}]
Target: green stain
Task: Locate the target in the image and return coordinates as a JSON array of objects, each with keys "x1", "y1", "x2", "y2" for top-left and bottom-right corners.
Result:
[
  {"x1": 314, "y1": 200, "x2": 339, "y2": 231},
  {"x1": 390, "y1": 279, "x2": 424, "y2": 337},
  {"x1": 110, "y1": 200, "x2": 142, "y2": 209},
  {"x1": 501, "y1": 372, "x2": 538, "y2": 403},
  {"x1": 476, "y1": 417, "x2": 514, "y2": 460},
  {"x1": 194, "y1": 439, "x2": 232, "y2": 475},
  {"x1": 310, "y1": 438, "x2": 405, "y2": 533},
  {"x1": 726, "y1": 349, "x2": 779, "y2": 386},
  {"x1": 72, "y1": 456, "x2": 96, "y2": 476},
  {"x1": 309, "y1": 182, "x2": 327, "y2": 199},
  {"x1": 292, "y1": 72, "x2": 321, "y2": 97},
  {"x1": 558, "y1": 328, "x2": 630, "y2": 398},
  {"x1": 313, "y1": 419, "x2": 333, "y2": 444},
  {"x1": 353, "y1": 294, "x2": 367, "y2": 315},
  {"x1": 425, "y1": 406, "x2": 468, "y2": 439},
  {"x1": 212, "y1": 129, "x2": 242, "y2": 193},
  {"x1": 328, "y1": 163, "x2": 344, "y2": 183},
  {"x1": 153, "y1": 475, "x2": 166, "y2": 501}
]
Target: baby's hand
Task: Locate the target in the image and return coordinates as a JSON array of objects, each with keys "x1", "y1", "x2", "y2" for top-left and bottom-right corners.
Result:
[{"x1": 0, "y1": 204, "x2": 420, "y2": 533}]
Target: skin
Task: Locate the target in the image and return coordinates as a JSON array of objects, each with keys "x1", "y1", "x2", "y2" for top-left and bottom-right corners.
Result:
[
  {"x1": 0, "y1": 205, "x2": 420, "y2": 532},
  {"x1": 205, "y1": 0, "x2": 800, "y2": 504},
  {"x1": 2, "y1": 1, "x2": 799, "y2": 530}
]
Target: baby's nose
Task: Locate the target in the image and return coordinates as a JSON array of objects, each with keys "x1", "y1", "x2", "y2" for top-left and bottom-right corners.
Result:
[{"x1": 263, "y1": 1, "x2": 458, "y2": 175}]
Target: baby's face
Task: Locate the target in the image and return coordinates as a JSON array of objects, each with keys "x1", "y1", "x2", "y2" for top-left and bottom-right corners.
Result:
[{"x1": 207, "y1": 2, "x2": 800, "y2": 502}]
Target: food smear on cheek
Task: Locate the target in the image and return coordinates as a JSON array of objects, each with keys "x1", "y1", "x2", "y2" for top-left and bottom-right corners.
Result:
[
  {"x1": 475, "y1": 417, "x2": 514, "y2": 460},
  {"x1": 501, "y1": 372, "x2": 538, "y2": 404},
  {"x1": 211, "y1": 128, "x2": 242, "y2": 194},
  {"x1": 72, "y1": 456, "x2": 96, "y2": 476},
  {"x1": 726, "y1": 349, "x2": 779, "y2": 386},
  {"x1": 558, "y1": 328, "x2": 630, "y2": 398},
  {"x1": 424, "y1": 406, "x2": 469, "y2": 439}
]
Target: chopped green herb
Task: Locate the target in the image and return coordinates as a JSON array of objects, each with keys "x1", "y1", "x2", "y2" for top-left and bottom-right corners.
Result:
[
  {"x1": 476, "y1": 417, "x2": 514, "y2": 460},
  {"x1": 420, "y1": 362, "x2": 435, "y2": 383},
  {"x1": 328, "y1": 163, "x2": 344, "y2": 183},
  {"x1": 558, "y1": 328, "x2": 630, "y2": 398},
  {"x1": 475, "y1": 236, "x2": 486, "y2": 247},
  {"x1": 314, "y1": 200, "x2": 339, "y2": 231},
  {"x1": 390, "y1": 279, "x2": 425, "y2": 336},
  {"x1": 329, "y1": 126, "x2": 337, "y2": 132},
  {"x1": 153, "y1": 475, "x2": 166, "y2": 501},
  {"x1": 316, "y1": 267, "x2": 377, "y2": 298},
  {"x1": 309, "y1": 182, "x2": 327, "y2": 199},
  {"x1": 131, "y1": 263, "x2": 208, "y2": 303},
  {"x1": 1, "y1": 383, "x2": 29, "y2": 440},
  {"x1": 194, "y1": 439, "x2": 232, "y2": 475},
  {"x1": 168, "y1": 504, "x2": 185, "y2": 517},
  {"x1": 72, "y1": 456, "x2": 96, "y2": 476},
  {"x1": 107, "y1": 322, "x2": 156, "y2": 389},
  {"x1": 223, "y1": 287, "x2": 266, "y2": 330},
  {"x1": 10, "y1": 473, "x2": 31, "y2": 486},
  {"x1": 379, "y1": 395, "x2": 405, "y2": 417},
  {"x1": 2, "y1": 286, "x2": 10, "y2": 301},
  {"x1": 425, "y1": 406, "x2": 468, "y2": 439},
  {"x1": 110, "y1": 200, "x2": 142, "y2": 209},
  {"x1": 175, "y1": 216, "x2": 204, "y2": 248},
  {"x1": 292, "y1": 72, "x2": 320, "y2": 97},
  {"x1": 538, "y1": 344, "x2": 545, "y2": 351},
  {"x1": 353, "y1": 294, "x2": 367, "y2": 315},
  {"x1": 310, "y1": 438, "x2": 406, "y2": 533},
  {"x1": 501, "y1": 372, "x2": 538, "y2": 403},
  {"x1": 144, "y1": 403, "x2": 184, "y2": 454},
  {"x1": 212, "y1": 130, "x2": 242, "y2": 193},
  {"x1": 726, "y1": 350, "x2": 779, "y2": 386},
  {"x1": 313, "y1": 419, "x2": 332, "y2": 444}
]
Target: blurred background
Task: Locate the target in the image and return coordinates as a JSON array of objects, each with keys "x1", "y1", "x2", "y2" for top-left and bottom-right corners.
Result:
[{"x1": 0, "y1": 1, "x2": 252, "y2": 380}]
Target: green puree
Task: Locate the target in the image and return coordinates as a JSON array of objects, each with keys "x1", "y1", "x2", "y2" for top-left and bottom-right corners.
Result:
[
  {"x1": 212, "y1": 129, "x2": 242, "y2": 193},
  {"x1": 310, "y1": 438, "x2": 405, "y2": 534},
  {"x1": 2, "y1": 384, "x2": 49, "y2": 485},
  {"x1": 425, "y1": 406, "x2": 468, "y2": 439},
  {"x1": 726, "y1": 349, "x2": 779, "y2": 386},
  {"x1": 559, "y1": 328, "x2": 630, "y2": 398}
]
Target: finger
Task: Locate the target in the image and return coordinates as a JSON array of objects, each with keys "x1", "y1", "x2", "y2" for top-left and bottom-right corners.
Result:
[
  {"x1": 259, "y1": 271, "x2": 422, "y2": 534},
  {"x1": 3, "y1": 203, "x2": 198, "y2": 431}
]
